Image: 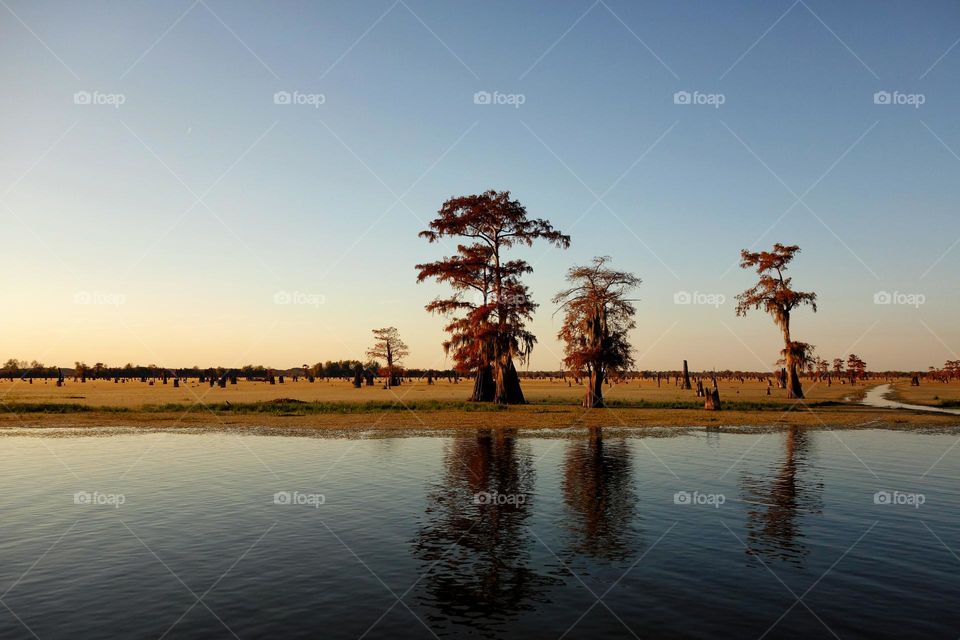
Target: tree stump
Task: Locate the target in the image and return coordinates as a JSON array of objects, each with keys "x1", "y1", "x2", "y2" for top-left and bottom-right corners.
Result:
[
  {"x1": 705, "y1": 388, "x2": 721, "y2": 411},
  {"x1": 682, "y1": 360, "x2": 692, "y2": 390},
  {"x1": 353, "y1": 365, "x2": 363, "y2": 388}
]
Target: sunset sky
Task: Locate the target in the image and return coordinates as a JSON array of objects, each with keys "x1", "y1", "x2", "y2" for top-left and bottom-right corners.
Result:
[{"x1": 1, "y1": 0, "x2": 958, "y2": 371}]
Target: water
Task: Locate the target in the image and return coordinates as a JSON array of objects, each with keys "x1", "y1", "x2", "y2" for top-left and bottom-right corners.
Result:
[
  {"x1": 1, "y1": 426, "x2": 958, "y2": 639},
  {"x1": 862, "y1": 384, "x2": 960, "y2": 415}
]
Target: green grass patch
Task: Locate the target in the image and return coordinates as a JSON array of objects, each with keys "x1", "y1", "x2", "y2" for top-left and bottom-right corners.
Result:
[{"x1": 1, "y1": 402, "x2": 130, "y2": 414}]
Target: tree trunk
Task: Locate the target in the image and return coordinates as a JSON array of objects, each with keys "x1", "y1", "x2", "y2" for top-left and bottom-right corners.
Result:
[
  {"x1": 584, "y1": 366, "x2": 604, "y2": 408},
  {"x1": 385, "y1": 344, "x2": 393, "y2": 389},
  {"x1": 494, "y1": 355, "x2": 525, "y2": 404},
  {"x1": 781, "y1": 321, "x2": 804, "y2": 399},
  {"x1": 471, "y1": 365, "x2": 495, "y2": 402},
  {"x1": 785, "y1": 361, "x2": 804, "y2": 399},
  {"x1": 682, "y1": 360, "x2": 692, "y2": 390}
]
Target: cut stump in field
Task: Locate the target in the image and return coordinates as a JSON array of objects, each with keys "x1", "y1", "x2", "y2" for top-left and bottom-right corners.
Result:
[{"x1": 705, "y1": 388, "x2": 721, "y2": 411}]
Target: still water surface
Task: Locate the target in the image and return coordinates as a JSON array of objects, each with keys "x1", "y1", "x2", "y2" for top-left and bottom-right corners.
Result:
[{"x1": 1, "y1": 427, "x2": 958, "y2": 639}]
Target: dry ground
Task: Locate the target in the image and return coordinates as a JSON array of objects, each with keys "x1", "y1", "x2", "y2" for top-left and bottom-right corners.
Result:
[
  {"x1": 1, "y1": 377, "x2": 957, "y2": 431},
  {"x1": 889, "y1": 380, "x2": 960, "y2": 407},
  {"x1": 0, "y1": 376, "x2": 861, "y2": 407}
]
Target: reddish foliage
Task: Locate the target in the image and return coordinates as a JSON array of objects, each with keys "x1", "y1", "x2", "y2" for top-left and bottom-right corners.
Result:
[{"x1": 416, "y1": 190, "x2": 569, "y2": 403}]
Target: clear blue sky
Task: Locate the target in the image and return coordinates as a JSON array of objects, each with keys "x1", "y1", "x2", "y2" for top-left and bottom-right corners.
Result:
[{"x1": 1, "y1": 0, "x2": 958, "y2": 371}]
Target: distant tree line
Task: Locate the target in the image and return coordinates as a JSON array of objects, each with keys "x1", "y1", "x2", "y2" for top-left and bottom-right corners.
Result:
[{"x1": 0, "y1": 356, "x2": 949, "y2": 386}]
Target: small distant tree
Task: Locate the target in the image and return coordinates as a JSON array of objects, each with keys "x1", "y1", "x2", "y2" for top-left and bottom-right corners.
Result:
[
  {"x1": 736, "y1": 244, "x2": 817, "y2": 399},
  {"x1": 553, "y1": 257, "x2": 640, "y2": 408},
  {"x1": 945, "y1": 360, "x2": 960, "y2": 381},
  {"x1": 847, "y1": 354, "x2": 867, "y2": 384},
  {"x1": 367, "y1": 327, "x2": 409, "y2": 388},
  {"x1": 816, "y1": 357, "x2": 829, "y2": 380},
  {"x1": 832, "y1": 358, "x2": 844, "y2": 377}
]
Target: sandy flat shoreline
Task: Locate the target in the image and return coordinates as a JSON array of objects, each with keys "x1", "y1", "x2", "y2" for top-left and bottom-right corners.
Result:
[{"x1": 2, "y1": 404, "x2": 958, "y2": 433}]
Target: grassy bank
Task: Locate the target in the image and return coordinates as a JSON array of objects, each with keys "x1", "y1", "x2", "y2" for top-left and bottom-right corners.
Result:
[
  {"x1": 1, "y1": 397, "x2": 844, "y2": 416},
  {"x1": 1, "y1": 378, "x2": 957, "y2": 430},
  {"x1": 888, "y1": 382, "x2": 960, "y2": 409}
]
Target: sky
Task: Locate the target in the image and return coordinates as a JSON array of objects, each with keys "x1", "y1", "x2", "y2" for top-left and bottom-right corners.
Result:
[{"x1": 0, "y1": 0, "x2": 958, "y2": 372}]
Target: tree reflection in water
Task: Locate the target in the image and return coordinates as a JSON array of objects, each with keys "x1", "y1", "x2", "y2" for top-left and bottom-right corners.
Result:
[
  {"x1": 740, "y1": 427, "x2": 823, "y2": 564},
  {"x1": 411, "y1": 429, "x2": 557, "y2": 633},
  {"x1": 561, "y1": 427, "x2": 639, "y2": 562}
]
